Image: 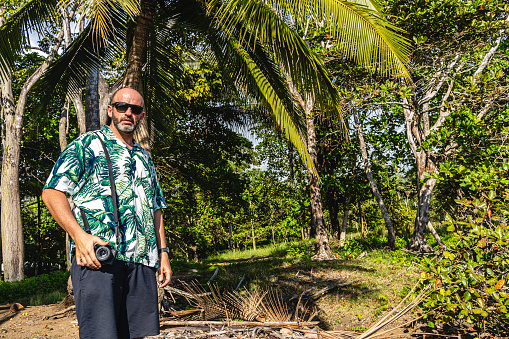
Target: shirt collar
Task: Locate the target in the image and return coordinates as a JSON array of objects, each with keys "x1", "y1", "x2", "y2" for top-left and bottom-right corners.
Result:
[{"x1": 100, "y1": 125, "x2": 141, "y2": 150}]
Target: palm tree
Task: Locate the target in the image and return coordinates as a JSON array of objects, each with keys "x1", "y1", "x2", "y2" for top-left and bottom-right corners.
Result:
[{"x1": 0, "y1": 0, "x2": 409, "y2": 279}]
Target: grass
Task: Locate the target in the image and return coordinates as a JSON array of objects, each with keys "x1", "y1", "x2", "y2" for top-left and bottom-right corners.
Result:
[
  {"x1": 28, "y1": 290, "x2": 68, "y2": 306},
  {"x1": 206, "y1": 240, "x2": 314, "y2": 262}
]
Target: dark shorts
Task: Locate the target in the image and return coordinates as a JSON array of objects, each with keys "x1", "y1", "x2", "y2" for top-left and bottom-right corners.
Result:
[{"x1": 71, "y1": 257, "x2": 159, "y2": 339}]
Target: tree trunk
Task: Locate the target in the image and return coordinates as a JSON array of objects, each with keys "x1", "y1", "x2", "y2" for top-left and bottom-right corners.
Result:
[
  {"x1": 339, "y1": 195, "x2": 350, "y2": 247},
  {"x1": 122, "y1": 0, "x2": 155, "y2": 152},
  {"x1": 98, "y1": 73, "x2": 110, "y2": 127},
  {"x1": 354, "y1": 110, "x2": 395, "y2": 249},
  {"x1": 251, "y1": 221, "x2": 256, "y2": 250},
  {"x1": 306, "y1": 112, "x2": 335, "y2": 260},
  {"x1": 1, "y1": 84, "x2": 24, "y2": 281},
  {"x1": 287, "y1": 141, "x2": 294, "y2": 182},
  {"x1": 428, "y1": 221, "x2": 446, "y2": 250},
  {"x1": 59, "y1": 101, "x2": 70, "y2": 150},
  {"x1": 358, "y1": 198, "x2": 365, "y2": 239},
  {"x1": 407, "y1": 177, "x2": 436, "y2": 252},
  {"x1": 85, "y1": 69, "x2": 100, "y2": 131},
  {"x1": 0, "y1": 27, "x2": 63, "y2": 281},
  {"x1": 325, "y1": 188, "x2": 340, "y2": 239}
]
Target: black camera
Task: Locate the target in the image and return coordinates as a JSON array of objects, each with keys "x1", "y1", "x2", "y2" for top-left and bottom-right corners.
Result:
[{"x1": 94, "y1": 244, "x2": 117, "y2": 265}]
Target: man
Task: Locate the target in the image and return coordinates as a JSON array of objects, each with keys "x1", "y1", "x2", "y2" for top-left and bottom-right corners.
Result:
[{"x1": 42, "y1": 88, "x2": 172, "y2": 339}]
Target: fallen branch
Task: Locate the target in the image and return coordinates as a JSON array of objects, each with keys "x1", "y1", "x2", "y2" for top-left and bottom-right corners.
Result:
[
  {"x1": 310, "y1": 280, "x2": 360, "y2": 299},
  {"x1": 163, "y1": 309, "x2": 202, "y2": 319},
  {"x1": 43, "y1": 305, "x2": 76, "y2": 320},
  {"x1": 160, "y1": 320, "x2": 320, "y2": 327},
  {"x1": 207, "y1": 268, "x2": 219, "y2": 284},
  {"x1": 234, "y1": 275, "x2": 245, "y2": 291}
]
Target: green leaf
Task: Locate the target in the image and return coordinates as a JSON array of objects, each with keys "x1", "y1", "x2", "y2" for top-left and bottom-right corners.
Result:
[{"x1": 443, "y1": 251, "x2": 455, "y2": 260}]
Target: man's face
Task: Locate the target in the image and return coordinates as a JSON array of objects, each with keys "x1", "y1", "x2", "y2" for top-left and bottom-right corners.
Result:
[{"x1": 108, "y1": 89, "x2": 145, "y2": 134}]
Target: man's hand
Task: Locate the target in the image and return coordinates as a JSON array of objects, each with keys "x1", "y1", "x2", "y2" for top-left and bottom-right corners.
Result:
[
  {"x1": 74, "y1": 232, "x2": 110, "y2": 269},
  {"x1": 158, "y1": 252, "x2": 172, "y2": 288}
]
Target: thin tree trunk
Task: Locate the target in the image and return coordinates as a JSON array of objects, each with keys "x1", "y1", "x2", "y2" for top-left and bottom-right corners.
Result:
[
  {"x1": 339, "y1": 195, "x2": 351, "y2": 247},
  {"x1": 358, "y1": 198, "x2": 365, "y2": 239},
  {"x1": 59, "y1": 101, "x2": 70, "y2": 150},
  {"x1": 122, "y1": 0, "x2": 155, "y2": 152},
  {"x1": 61, "y1": 7, "x2": 79, "y2": 274},
  {"x1": 251, "y1": 221, "x2": 256, "y2": 250},
  {"x1": 427, "y1": 220, "x2": 446, "y2": 250},
  {"x1": 288, "y1": 141, "x2": 294, "y2": 182},
  {"x1": 354, "y1": 110, "x2": 395, "y2": 249}
]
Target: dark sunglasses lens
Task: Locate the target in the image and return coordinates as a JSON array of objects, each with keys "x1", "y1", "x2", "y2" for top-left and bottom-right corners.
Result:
[
  {"x1": 130, "y1": 105, "x2": 143, "y2": 115},
  {"x1": 114, "y1": 102, "x2": 128, "y2": 112},
  {"x1": 114, "y1": 102, "x2": 142, "y2": 114}
]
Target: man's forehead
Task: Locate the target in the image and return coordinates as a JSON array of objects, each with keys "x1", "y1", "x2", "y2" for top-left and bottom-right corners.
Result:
[{"x1": 114, "y1": 90, "x2": 143, "y2": 105}]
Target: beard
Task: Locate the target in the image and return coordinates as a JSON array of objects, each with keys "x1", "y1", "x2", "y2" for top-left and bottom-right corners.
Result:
[{"x1": 112, "y1": 114, "x2": 140, "y2": 134}]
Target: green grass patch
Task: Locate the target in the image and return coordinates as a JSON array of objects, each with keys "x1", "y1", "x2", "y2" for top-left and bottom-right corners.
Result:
[
  {"x1": 28, "y1": 290, "x2": 68, "y2": 306},
  {"x1": 0, "y1": 271, "x2": 69, "y2": 305}
]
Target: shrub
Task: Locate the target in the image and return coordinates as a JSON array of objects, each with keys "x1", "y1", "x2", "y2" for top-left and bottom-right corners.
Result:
[
  {"x1": 419, "y1": 192, "x2": 509, "y2": 333},
  {"x1": 0, "y1": 270, "x2": 69, "y2": 303}
]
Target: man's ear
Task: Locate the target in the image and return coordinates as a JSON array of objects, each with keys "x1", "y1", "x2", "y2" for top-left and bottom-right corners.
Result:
[
  {"x1": 107, "y1": 105, "x2": 113, "y2": 119},
  {"x1": 139, "y1": 111, "x2": 145, "y2": 122}
]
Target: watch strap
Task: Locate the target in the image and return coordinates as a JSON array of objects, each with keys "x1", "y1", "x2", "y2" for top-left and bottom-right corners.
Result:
[{"x1": 158, "y1": 247, "x2": 170, "y2": 254}]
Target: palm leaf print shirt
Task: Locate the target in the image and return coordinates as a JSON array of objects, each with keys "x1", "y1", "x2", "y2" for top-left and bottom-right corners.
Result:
[{"x1": 44, "y1": 126, "x2": 167, "y2": 268}]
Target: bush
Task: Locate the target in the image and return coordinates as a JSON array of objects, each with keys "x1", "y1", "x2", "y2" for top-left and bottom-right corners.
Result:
[
  {"x1": 0, "y1": 270, "x2": 69, "y2": 304},
  {"x1": 419, "y1": 192, "x2": 509, "y2": 333}
]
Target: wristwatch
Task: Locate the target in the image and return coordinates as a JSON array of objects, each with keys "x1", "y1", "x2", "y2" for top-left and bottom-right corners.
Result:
[{"x1": 158, "y1": 247, "x2": 170, "y2": 255}]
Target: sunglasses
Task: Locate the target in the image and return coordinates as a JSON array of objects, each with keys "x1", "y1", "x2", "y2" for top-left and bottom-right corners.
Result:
[{"x1": 111, "y1": 102, "x2": 144, "y2": 115}]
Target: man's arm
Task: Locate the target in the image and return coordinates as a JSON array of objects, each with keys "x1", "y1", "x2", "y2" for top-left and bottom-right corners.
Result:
[
  {"x1": 154, "y1": 209, "x2": 172, "y2": 288},
  {"x1": 41, "y1": 188, "x2": 109, "y2": 269}
]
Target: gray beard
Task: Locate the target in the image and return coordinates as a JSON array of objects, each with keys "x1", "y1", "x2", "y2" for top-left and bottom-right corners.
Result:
[{"x1": 112, "y1": 114, "x2": 140, "y2": 134}]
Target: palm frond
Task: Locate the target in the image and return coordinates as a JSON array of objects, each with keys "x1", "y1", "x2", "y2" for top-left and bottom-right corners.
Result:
[
  {"x1": 34, "y1": 3, "x2": 128, "y2": 115},
  {"x1": 208, "y1": 0, "x2": 345, "y2": 126},
  {"x1": 209, "y1": 0, "x2": 410, "y2": 79},
  {"x1": 0, "y1": 0, "x2": 58, "y2": 81},
  {"x1": 58, "y1": 0, "x2": 138, "y2": 43},
  {"x1": 174, "y1": 0, "x2": 322, "y2": 172},
  {"x1": 144, "y1": 11, "x2": 186, "y2": 140}
]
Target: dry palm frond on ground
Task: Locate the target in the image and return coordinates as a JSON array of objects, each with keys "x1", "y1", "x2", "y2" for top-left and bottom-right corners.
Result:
[{"x1": 167, "y1": 280, "x2": 429, "y2": 339}]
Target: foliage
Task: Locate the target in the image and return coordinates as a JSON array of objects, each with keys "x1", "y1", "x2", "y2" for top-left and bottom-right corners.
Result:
[
  {"x1": 337, "y1": 234, "x2": 409, "y2": 259},
  {"x1": 420, "y1": 193, "x2": 509, "y2": 332},
  {"x1": 419, "y1": 107, "x2": 509, "y2": 332},
  {"x1": 0, "y1": 271, "x2": 69, "y2": 303}
]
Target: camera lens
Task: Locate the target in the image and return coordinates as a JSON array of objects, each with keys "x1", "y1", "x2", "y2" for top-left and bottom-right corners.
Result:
[{"x1": 95, "y1": 246, "x2": 111, "y2": 261}]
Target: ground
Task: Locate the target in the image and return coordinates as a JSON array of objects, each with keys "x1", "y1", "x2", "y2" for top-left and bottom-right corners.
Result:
[
  {"x1": 0, "y1": 302, "x2": 420, "y2": 339},
  {"x1": 0, "y1": 253, "x2": 423, "y2": 339},
  {"x1": 0, "y1": 245, "x2": 497, "y2": 338},
  {"x1": 0, "y1": 303, "x2": 78, "y2": 339}
]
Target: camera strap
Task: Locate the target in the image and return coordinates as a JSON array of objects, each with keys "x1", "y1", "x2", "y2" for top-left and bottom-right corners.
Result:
[{"x1": 79, "y1": 132, "x2": 120, "y2": 247}]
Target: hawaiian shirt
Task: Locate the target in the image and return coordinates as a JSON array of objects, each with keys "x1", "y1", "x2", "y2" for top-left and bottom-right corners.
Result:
[{"x1": 44, "y1": 126, "x2": 166, "y2": 268}]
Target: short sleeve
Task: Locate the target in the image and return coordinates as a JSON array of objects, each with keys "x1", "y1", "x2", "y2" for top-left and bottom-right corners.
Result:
[
  {"x1": 148, "y1": 158, "x2": 166, "y2": 210},
  {"x1": 152, "y1": 176, "x2": 167, "y2": 210},
  {"x1": 43, "y1": 140, "x2": 86, "y2": 196}
]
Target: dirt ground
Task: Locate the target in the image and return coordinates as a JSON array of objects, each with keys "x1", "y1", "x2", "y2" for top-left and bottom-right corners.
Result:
[{"x1": 0, "y1": 303, "x2": 79, "y2": 339}]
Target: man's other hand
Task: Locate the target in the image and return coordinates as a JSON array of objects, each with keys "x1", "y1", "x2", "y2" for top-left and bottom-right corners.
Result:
[{"x1": 158, "y1": 253, "x2": 172, "y2": 288}]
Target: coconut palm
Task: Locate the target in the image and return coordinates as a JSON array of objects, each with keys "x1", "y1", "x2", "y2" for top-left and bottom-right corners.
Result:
[{"x1": 0, "y1": 0, "x2": 410, "y2": 279}]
